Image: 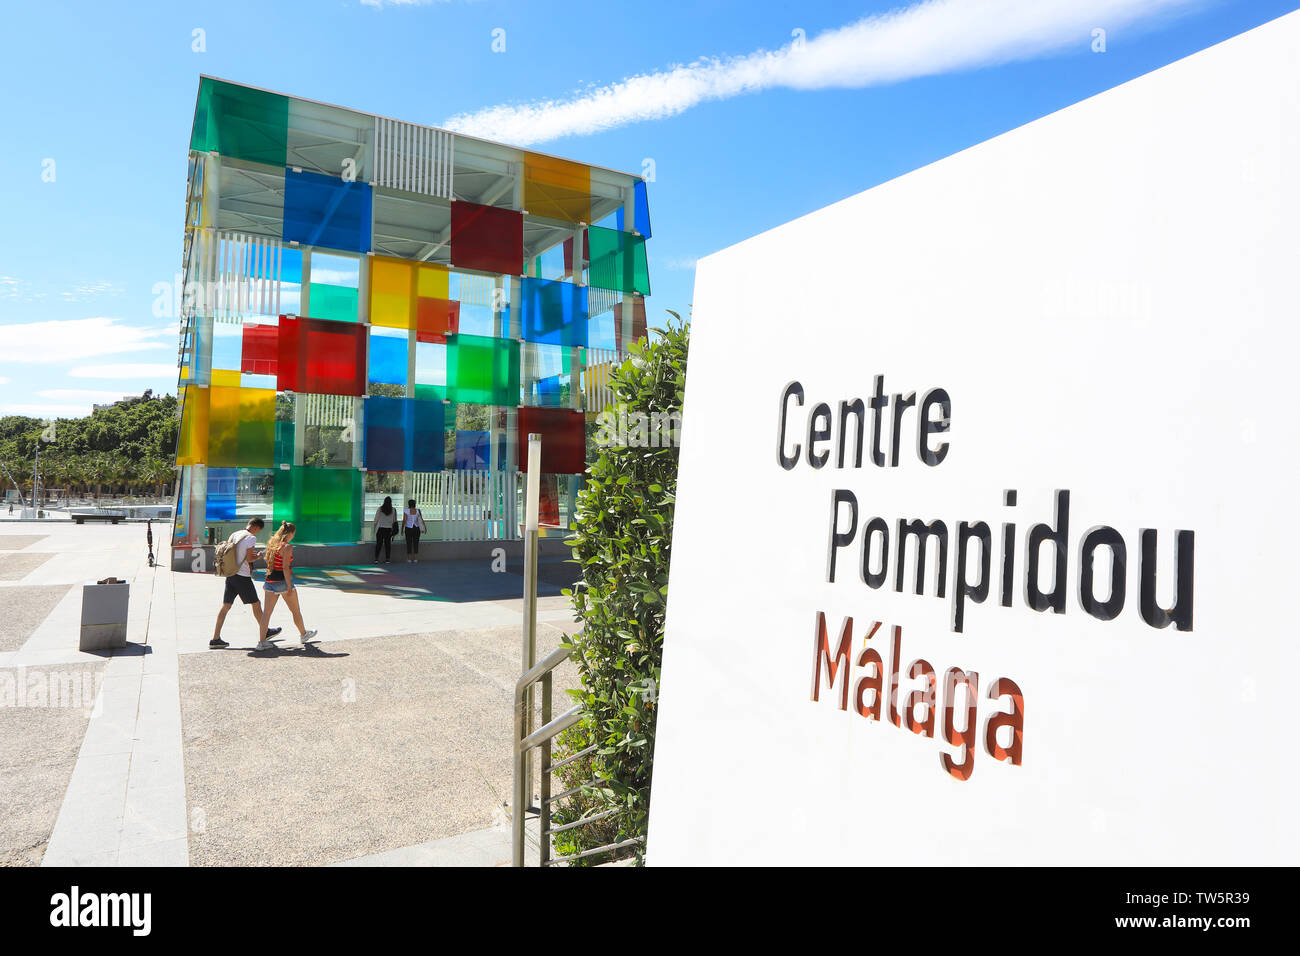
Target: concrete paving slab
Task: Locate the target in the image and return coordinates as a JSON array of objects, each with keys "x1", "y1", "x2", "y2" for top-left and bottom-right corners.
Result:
[
  {"x1": 0, "y1": 535, "x2": 49, "y2": 551},
  {"x1": 6, "y1": 521, "x2": 590, "y2": 868},
  {"x1": 41, "y1": 751, "x2": 131, "y2": 865},
  {"x1": 332, "y1": 824, "x2": 513, "y2": 867},
  {"x1": 0, "y1": 553, "x2": 54, "y2": 581},
  {"x1": 0, "y1": 660, "x2": 105, "y2": 866},
  {"x1": 0, "y1": 584, "x2": 75, "y2": 653},
  {"x1": 179, "y1": 625, "x2": 578, "y2": 866}
]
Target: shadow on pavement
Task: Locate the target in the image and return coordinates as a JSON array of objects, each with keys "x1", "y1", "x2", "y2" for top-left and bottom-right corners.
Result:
[
  {"x1": 279, "y1": 554, "x2": 580, "y2": 604},
  {"x1": 246, "y1": 644, "x2": 350, "y2": 659},
  {"x1": 83, "y1": 641, "x2": 152, "y2": 658}
]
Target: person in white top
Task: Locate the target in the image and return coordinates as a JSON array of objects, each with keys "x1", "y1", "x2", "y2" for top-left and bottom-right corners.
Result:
[
  {"x1": 211, "y1": 517, "x2": 282, "y2": 649},
  {"x1": 403, "y1": 498, "x2": 426, "y2": 564},
  {"x1": 373, "y1": 496, "x2": 398, "y2": 564}
]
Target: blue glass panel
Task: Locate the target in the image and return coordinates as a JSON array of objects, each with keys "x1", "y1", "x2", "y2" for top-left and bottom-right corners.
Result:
[
  {"x1": 283, "y1": 169, "x2": 373, "y2": 254},
  {"x1": 454, "y1": 430, "x2": 504, "y2": 470},
  {"x1": 210, "y1": 325, "x2": 243, "y2": 371},
  {"x1": 411, "y1": 398, "x2": 446, "y2": 473},
  {"x1": 536, "y1": 375, "x2": 562, "y2": 404},
  {"x1": 455, "y1": 302, "x2": 499, "y2": 338},
  {"x1": 369, "y1": 332, "x2": 408, "y2": 385},
  {"x1": 587, "y1": 312, "x2": 617, "y2": 351},
  {"x1": 615, "y1": 180, "x2": 652, "y2": 238},
  {"x1": 207, "y1": 467, "x2": 238, "y2": 520},
  {"x1": 519, "y1": 277, "x2": 588, "y2": 347},
  {"x1": 280, "y1": 247, "x2": 303, "y2": 314},
  {"x1": 363, "y1": 396, "x2": 406, "y2": 472},
  {"x1": 363, "y1": 397, "x2": 445, "y2": 472}
]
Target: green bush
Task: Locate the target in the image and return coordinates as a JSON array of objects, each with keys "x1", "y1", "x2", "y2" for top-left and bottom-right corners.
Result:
[{"x1": 552, "y1": 316, "x2": 688, "y2": 865}]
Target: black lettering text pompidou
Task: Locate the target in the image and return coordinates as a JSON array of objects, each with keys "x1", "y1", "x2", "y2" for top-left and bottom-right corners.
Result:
[
  {"x1": 785, "y1": 379, "x2": 1197, "y2": 783},
  {"x1": 780, "y1": 379, "x2": 1196, "y2": 635}
]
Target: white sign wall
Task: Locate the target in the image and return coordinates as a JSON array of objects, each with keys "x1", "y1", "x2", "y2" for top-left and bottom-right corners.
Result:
[{"x1": 649, "y1": 12, "x2": 1300, "y2": 865}]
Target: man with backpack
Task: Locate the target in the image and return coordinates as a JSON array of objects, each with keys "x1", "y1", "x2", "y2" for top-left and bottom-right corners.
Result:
[{"x1": 211, "y1": 517, "x2": 282, "y2": 649}]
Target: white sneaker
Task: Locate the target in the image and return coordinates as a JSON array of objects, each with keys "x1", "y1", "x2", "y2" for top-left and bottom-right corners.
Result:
[
  {"x1": 300, "y1": 629, "x2": 319, "y2": 645},
  {"x1": 254, "y1": 641, "x2": 277, "y2": 651}
]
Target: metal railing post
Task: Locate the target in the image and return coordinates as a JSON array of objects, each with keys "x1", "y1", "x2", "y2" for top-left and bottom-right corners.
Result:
[
  {"x1": 540, "y1": 671, "x2": 553, "y2": 865},
  {"x1": 522, "y1": 434, "x2": 541, "y2": 807},
  {"x1": 512, "y1": 680, "x2": 527, "y2": 867}
]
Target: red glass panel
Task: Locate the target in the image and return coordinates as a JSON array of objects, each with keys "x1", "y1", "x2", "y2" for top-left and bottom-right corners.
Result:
[
  {"x1": 416, "y1": 297, "x2": 460, "y2": 340},
  {"x1": 615, "y1": 296, "x2": 648, "y2": 351},
  {"x1": 538, "y1": 474, "x2": 560, "y2": 527},
  {"x1": 241, "y1": 324, "x2": 278, "y2": 376},
  {"x1": 517, "y1": 406, "x2": 586, "y2": 475},
  {"x1": 449, "y1": 201, "x2": 523, "y2": 276},
  {"x1": 276, "y1": 314, "x2": 366, "y2": 395}
]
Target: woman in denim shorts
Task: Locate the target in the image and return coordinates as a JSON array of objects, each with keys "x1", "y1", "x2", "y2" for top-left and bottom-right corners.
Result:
[{"x1": 256, "y1": 521, "x2": 318, "y2": 649}]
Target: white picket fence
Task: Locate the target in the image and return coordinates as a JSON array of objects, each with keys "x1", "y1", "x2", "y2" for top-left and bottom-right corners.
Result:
[
  {"x1": 411, "y1": 470, "x2": 520, "y2": 541},
  {"x1": 583, "y1": 347, "x2": 620, "y2": 412}
]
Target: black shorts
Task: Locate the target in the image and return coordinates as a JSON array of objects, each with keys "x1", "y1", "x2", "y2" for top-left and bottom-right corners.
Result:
[{"x1": 222, "y1": 575, "x2": 259, "y2": 606}]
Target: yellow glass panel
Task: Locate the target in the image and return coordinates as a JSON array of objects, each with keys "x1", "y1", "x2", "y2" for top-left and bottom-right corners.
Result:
[
  {"x1": 416, "y1": 262, "x2": 449, "y2": 301},
  {"x1": 369, "y1": 256, "x2": 414, "y2": 329},
  {"x1": 211, "y1": 368, "x2": 241, "y2": 387},
  {"x1": 176, "y1": 386, "x2": 210, "y2": 466},
  {"x1": 524, "y1": 153, "x2": 591, "y2": 224}
]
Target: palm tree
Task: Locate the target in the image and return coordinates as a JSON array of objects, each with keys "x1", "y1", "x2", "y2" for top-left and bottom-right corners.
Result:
[
  {"x1": 64, "y1": 456, "x2": 88, "y2": 499},
  {"x1": 84, "y1": 454, "x2": 107, "y2": 500}
]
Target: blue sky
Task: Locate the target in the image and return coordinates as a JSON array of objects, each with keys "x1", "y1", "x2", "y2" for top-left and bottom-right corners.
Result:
[{"x1": 0, "y1": 0, "x2": 1294, "y2": 418}]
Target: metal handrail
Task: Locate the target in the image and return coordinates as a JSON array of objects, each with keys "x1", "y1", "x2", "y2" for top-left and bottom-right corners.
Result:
[
  {"x1": 512, "y1": 646, "x2": 640, "y2": 866},
  {"x1": 512, "y1": 432, "x2": 642, "y2": 867},
  {"x1": 513, "y1": 645, "x2": 570, "y2": 866}
]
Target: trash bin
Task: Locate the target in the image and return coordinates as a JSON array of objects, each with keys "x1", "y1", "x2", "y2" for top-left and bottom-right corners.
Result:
[{"x1": 80, "y1": 578, "x2": 129, "y2": 651}]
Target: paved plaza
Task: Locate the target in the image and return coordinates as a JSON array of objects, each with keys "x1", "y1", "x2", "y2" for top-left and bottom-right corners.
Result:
[{"x1": 0, "y1": 522, "x2": 580, "y2": 866}]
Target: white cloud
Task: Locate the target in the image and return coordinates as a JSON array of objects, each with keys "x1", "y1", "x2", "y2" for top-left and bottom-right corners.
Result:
[
  {"x1": 0, "y1": 317, "x2": 172, "y2": 363},
  {"x1": 2, "y1": 277, "x2": 124, "y2": 303},
  {"x1": 59, "y1": 280, "x2": 125, "y2": 302},
  {"x1": 68, "y1": 363, "x2": 178, "y2": 380},
  {"x1": 445, "y1": 0, "x2": 1202, "y2": 144},
  {"x1": 36, "y1": 389, "x2": 129, "y2": 403},
  {"x1": 0, "y1": 403, "x2": 94, "y2": 419}
]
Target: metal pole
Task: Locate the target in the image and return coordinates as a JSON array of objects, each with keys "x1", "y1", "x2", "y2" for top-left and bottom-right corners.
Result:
[
  {"x1": 513, "y1": 433, "x2": 541, "y2": 866},
  {"x1": 522, "y1": 433, "x2": 541, "y2": 809},
  {"x1": 512, "y1": 683, "x2": 526, "y2": 867},
  {"x1": 540, "y1": 670, "x2": 553, "y2": 866}
]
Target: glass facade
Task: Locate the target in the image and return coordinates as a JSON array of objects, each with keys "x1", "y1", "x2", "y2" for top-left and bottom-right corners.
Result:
[{"x1": 174, "y1": 77, "x2": 652, "y2": 552}]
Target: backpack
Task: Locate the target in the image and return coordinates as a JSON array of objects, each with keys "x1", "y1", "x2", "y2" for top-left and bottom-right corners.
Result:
[{"x1": 215, "y1": 530, "x2": 252, "y2": 577}]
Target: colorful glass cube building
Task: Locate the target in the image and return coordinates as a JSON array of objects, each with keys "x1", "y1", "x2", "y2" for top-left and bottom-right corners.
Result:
[{"x1": 173, "y1": 77, "x2": 651, "y2": 559}]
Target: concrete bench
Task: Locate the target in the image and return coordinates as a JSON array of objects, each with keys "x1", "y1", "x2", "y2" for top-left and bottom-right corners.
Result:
[{"x1": 73, "y1": 514, "x2": 123, "y2": 525}]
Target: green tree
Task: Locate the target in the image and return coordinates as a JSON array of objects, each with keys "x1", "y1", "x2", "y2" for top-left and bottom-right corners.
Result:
[
  {"x1": 0, "y1": 392, "x2": 178, "y2": 502},
  {"x1": 553, "y1": 316, "x2": 688, "y2": 865}
]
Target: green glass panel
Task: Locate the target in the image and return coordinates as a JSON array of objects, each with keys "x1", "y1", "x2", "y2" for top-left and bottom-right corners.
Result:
[
  {"x1": 272, "y1": 467, "x2": 301, "y2": 529},
  {"x1": 446, "y1": 334, "x2": 519, "y2": 407},
  {"x1": 207, "y1": 386, "x2": 241, "y2": 467},
  {"x1": 274, "y1": 420, "x2": 295, "y2": 466},
  {"x1": 308, "y1": 283, "x2": 359, "y2": 323},
  {"x1": 273, "y1": 467, "x2": 362, "y2": 544},
  {"x1": 414, "y1": 384, "x2": 449, "y2": 402},
  {"x1": 191, "y1": 78, "x2": 289, "y2": 168},
  {"x1": 587, "y1": 225, "x2": 651, "y2": 296},
  {"x1": 237, "y1": 419, "x2": 274, "y2": 468}
]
